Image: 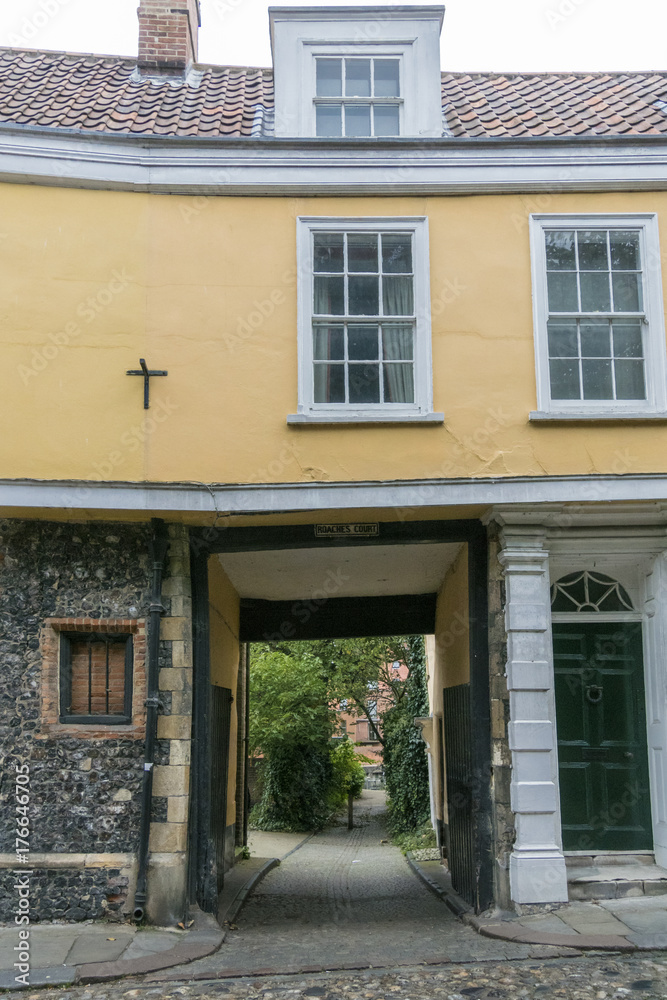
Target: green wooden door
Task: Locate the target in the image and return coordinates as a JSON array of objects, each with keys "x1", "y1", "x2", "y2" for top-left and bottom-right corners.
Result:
[{"x1": 553, "y1": 621, "x2": 653, "y2": 852}]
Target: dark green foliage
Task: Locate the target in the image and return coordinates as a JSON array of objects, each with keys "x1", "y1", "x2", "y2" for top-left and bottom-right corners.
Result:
[
  {"x1": 382, "y1": 636, "x2": 431, "y2": 835},
  {"x1": 249, "y1": 645, "x2": 335, "y2": 831},
  {"x1": 251, "y1": 741, "x2": 333, "y2": 832}
]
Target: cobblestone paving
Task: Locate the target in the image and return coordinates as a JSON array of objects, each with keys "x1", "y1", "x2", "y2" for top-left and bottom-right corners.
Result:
[{"x1": 22, "y1": 954, "x2": 667, "y2": 999}]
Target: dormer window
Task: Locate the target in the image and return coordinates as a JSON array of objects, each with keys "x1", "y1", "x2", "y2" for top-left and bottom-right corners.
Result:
[
  {"x1": 270, "y1": 6, "x2": 445, "y2": 139},
  {"x1": 315, "y1": 57, "x2": 401, "y2": 137}
]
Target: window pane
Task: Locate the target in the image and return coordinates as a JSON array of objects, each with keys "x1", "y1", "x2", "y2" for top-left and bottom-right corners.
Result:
[
  {"x1": 383, "y1": 275, "x2": 413, "y2": 315},
  {"x1": 349, "y1": 363, "x2": 380, "y2": 403},
  {"x1": 313, "y1": 325, "x2": 344, "y2": 360},
  {"x1": 314, "y1": 275, "x2": 344, "y2": 314},
  {"x1": 344, "y1": 104, "x2": 372, "y2": 136},
  {"x1": 614, "y1": 359, "x2": 646, "y2": 400},
  {"x1": 349, "y1": 275, "x2": 379, "y2": 314},
  {"x1": 550, "y1": 359, "x2": 580, "y2": 399},
  {"x1": 384, "y1": 363, "x2": 414, "y2": 402},
  {"x1": 348, "y1": 325, "x2": 379, "y2": 360},
  {"x1": 316, "y1": 58, "x2": 342, "y2": 97},
  {"x1": 580, "y1": 271, "x2": 611, "y2": 312},
  {"x1": 612, "y1": 272, "x2": 642, "y2": 312},
  {"x1": 580, "y1": 318, "x2": 611, "y2": 357},
  {"x1": 610, "y1": 231, "x2": 641, "y2": 270},
  {"x1": 374, "y1": 59, "x2": 400, "y2": 97},
  {"x1": 373, "y1": 104, "x2": 400, "y2": 136},
  {"x1": 547, "y1": 321, "x2": 578, "y2": 357},
  {"x1": 381, "y1": 234, "x2": 412, "y2": 273},
  {"x1": 345, "y1": 59, "x2": 371, "y2": 97},
  {"x1": 612, "y1": 321, "x2": 643, "y2": 358},
  {"x1": 316, "y1": 105, "x2": 342, "y2": 137},
  {"x1": 383, "y1": 324, "x2": 413, "y2": 360},
  {"x1": 313, "y1": 233, "x2": 344, "y2": 272},
  {"x1": 582, "y1": 359, "x2": 613, "y2": 399},
  {"x1": 577, "y1": 230, "x2": 609, "y2": 270},
  {"x1": 547, "y1": 271, "x2": 578, "y2": 311},
  {"x1": 348, "y1": 234, "x2": 378, "y2": 272},
  {"x1": 545, "y1": 230, "x2": 576, "y2": 270},
  {"x1": 314, "y1": 363, "x2": 345, "y2": 403}
]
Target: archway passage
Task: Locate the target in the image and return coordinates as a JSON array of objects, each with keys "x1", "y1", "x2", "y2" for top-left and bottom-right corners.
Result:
[{"x1": 188, "y1": 518, "x2": 493, "y2": 917}]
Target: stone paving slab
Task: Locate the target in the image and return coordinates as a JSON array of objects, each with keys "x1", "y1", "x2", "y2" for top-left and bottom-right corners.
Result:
[
  {"x1": 0, "y1": 964, "x2": 75, "y2": 991},
  {"x1": 517, "y1": 913, "x2": 580, "y2": 935},
  {"x1": 557, "y1": 908, "x2": 632, "y2": 933},
  {"x1": 65, "y1": 933, "x2": 134, "y2": 965},
  {"x1": 120, "y1": 929, "x2": 186, "y2": 960}
]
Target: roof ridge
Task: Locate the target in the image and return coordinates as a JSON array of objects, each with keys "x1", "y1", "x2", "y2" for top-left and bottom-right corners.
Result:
[
  {"x1": 440, "y1": 69, "x2": 667, "y2": 78},
  {"x1": 0, "y1": 44, "x2": 137, "y2": 63},
  {"x1": 0, "y1": 45, "x2": 274, "y2": 75}
]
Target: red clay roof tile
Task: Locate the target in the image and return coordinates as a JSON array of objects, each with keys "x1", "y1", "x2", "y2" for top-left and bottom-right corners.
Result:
[{"x1": 0, "y1": 49, "x2": 663, "y2": 139}]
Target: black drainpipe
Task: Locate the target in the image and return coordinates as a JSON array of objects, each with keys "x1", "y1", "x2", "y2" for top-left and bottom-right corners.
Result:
[{"x1": 134, "y1": 517, "x2": 169, "y2": 923}]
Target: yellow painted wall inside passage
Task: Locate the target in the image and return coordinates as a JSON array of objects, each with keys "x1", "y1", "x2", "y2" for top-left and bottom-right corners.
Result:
[
  {"x1": 427, "y1": 543, "x2": 470, "y2": 825},
  {"x1": 208, "y1": 555, "x2": 240, "y2": 830},
  {"x1": 4, "y1": 184, "x2": 667, "y2": 483}
]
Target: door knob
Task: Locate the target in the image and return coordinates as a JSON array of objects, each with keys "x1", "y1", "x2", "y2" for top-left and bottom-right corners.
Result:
[
  {"x1": 586, "y1": 684, "x2": 603, "y2": 704},
  {"x1": 624, "y1": 752, "x2": 634, "y2": 759}
]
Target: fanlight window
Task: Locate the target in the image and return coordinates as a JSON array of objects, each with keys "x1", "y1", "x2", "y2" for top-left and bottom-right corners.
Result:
[{"x1": 550, "y1": 570, "x2": 634, "y2": 613}]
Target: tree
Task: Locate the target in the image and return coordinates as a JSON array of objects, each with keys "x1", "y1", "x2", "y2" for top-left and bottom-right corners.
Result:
[
  {"x1": 308, "y1": 636, "x2": 412, "y2": 744},
  {"x1": 249, "y1": 644, "x2": 334, "y2": 831}
]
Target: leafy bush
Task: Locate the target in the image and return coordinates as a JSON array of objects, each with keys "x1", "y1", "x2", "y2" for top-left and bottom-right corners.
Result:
[
  {"x1": 250, "y1": 741, "x2": 332, "y2": 831},
  {"x1": 328, "y1": 738, "x2": 369, "y2": 810},
  {"x1": 249, "y1": 645, "x2": 335, "y2": 832}
]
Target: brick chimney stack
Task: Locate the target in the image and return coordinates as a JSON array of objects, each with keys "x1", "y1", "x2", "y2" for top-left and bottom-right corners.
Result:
[{"x1": 137, "y1": 0, "x2": 201, "y2": 74}]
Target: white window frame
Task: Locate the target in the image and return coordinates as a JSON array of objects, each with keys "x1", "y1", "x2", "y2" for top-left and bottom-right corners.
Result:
[
  {"x1": 308, "y1": 44, "x2": 407, "y2": 138},
  {"x1": 529, "y1": 213, "x2": 667, "y2": 420},
  {"x1": 269, "y1": 8, "x2": 445, "y2": 139},
  {"x1": 289, "y1": 216, "x2": 442, "y2": 424}
]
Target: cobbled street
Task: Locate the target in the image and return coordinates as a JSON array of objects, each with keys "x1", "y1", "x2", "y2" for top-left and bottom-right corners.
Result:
[{"x1": 17, "y1": 794, "x2": 667, "y2": 999}]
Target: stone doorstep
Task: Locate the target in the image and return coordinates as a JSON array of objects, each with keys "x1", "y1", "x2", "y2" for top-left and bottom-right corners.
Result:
[
  {"x1": 565, "y1": 853, "x2": 655, "y2": 868},
  {"x1": 567, "y1": 863, "x2": 667, "y2": 901}
]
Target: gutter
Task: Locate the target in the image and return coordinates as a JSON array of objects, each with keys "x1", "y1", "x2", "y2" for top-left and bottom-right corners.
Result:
[{"x1": 133, "y1": 517, "x2": 169, "y2": 923}]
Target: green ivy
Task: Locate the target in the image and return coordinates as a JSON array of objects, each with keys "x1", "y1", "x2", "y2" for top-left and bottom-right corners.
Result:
[
  {"x1": 250, "y1": 740, "x2": 332, "y2": 832},
  {"x1": 382, "y1": 635, "x2": 431, "y2": 835}
]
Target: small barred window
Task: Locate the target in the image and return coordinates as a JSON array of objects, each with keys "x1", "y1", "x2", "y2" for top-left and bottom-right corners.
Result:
[{"x1": 59, "y1": 632, "x2": 133, "y2": 725}]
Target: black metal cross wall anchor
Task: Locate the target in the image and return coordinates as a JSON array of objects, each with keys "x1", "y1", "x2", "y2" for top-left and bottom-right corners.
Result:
[{"x1": 126, "y1": 358, "x2": 168, "y2": 409}]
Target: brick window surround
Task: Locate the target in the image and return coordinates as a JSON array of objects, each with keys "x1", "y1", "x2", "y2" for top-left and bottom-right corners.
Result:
[{"x1": 40, "y1": 619, "x2": 146, "y2": 738}]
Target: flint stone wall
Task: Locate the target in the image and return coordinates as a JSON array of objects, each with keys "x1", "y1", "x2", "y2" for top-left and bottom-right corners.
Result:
[{"x1": 0, "y1": 519, "x2": 178, "y2": 920}]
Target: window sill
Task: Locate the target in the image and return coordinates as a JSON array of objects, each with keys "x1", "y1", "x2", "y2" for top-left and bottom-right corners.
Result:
[
  {"x1": 530, "y1": 410, "x2": 667, "y2": 423},
  {"x1": 287, "y1": 411, "x2": 445, "y2": 425}
]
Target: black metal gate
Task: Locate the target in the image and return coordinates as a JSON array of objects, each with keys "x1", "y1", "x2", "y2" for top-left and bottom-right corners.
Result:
[
  {"x1": 210, "y1": 685, "x2": 233, "y2": 894},
  {"x1": 442, "y1": 683, "x2": 476, "y2": 907}
]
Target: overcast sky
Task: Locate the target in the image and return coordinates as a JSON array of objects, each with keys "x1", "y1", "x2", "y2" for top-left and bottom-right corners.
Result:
[{"x1": 0, "y1": 0, "x2": 664, "y2": 73}]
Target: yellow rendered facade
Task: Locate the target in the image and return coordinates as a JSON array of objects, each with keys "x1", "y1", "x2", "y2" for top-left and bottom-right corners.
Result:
[{"x1": 4, "y1": 183, "x2": 667, "y2": 485}]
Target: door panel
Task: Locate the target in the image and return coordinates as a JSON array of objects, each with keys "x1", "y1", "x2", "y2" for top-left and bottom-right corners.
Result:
[{"x1": 553, "y1": 621, "x2": 652, "y2": 852}]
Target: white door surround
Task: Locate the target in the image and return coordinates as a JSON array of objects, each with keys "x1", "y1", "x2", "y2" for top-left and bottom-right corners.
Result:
[{"x1": 493, "y1": 504, "x2": 667, "y2": 904}]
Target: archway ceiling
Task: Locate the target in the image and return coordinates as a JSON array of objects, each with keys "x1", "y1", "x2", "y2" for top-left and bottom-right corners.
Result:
[{"x1": 217, "y1": 541, "x2": 463, "y2": 601}]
